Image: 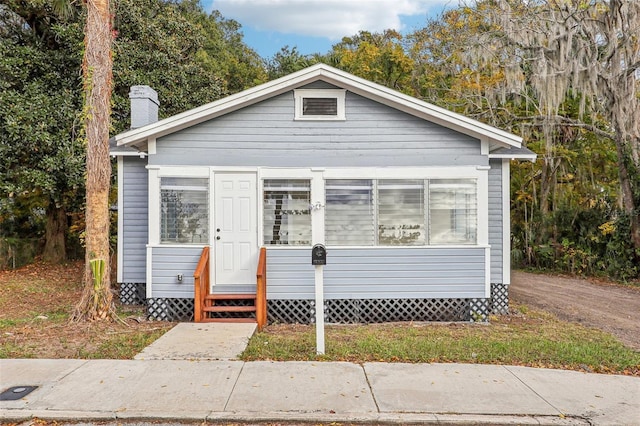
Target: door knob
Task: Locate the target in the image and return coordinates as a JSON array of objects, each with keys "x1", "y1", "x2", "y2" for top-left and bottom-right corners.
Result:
[
  {"x1": 216, "y1": 228, "x2": 221, "y2": 232},
  {"x1": 216, "y1": 236, "x2": 221, "y2": 240}
]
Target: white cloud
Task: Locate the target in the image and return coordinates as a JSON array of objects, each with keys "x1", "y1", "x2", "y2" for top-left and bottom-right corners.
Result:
[{"x1": 212, "y1": 0, "x2": 449, "y2": 40}]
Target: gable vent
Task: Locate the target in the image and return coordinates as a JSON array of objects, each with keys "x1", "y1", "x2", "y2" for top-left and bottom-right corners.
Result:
[
  {"x1": 294, "y1": 88, "x2": 346, "y2": 120},
  {"x1": 303, "y1": 97, "x2": 338, "y2": 116}
]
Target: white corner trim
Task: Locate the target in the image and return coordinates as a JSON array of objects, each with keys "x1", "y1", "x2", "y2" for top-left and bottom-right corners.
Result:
[
  {"x1": 116, "y1": 156, "x2": 124, "y2": 283},
  {"x1": 485, "y1": 246, "x2": 491, "y2": 298},
  {"x1": 477, "y1": 170, "x2": 490, "y2": 246},
  {"x1": 148, "y1": 169, "x2": 160, "y2": 245},
  {"x1": 502, "y1": 159, "x2": 511, "y2": 285},
  {"x1": 146, "y1": 246, "x2": 153, "y2": 298}
]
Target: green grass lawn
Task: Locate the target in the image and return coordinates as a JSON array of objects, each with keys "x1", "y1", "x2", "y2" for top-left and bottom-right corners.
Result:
[
  {"x1": 242, "y1": 304, "x2": 640, "y2": 375},
  {"x1": 2, "y1": 262, "x2": 638, "y2": 375}
]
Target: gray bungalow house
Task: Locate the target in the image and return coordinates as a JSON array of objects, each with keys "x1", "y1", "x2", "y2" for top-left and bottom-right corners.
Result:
[{"x1": 111, "y1": 64, "x2": 535, "y2": 325}]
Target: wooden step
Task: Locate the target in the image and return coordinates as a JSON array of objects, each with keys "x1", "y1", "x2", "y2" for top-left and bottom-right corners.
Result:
[
  {"x1": 203, "y1": 305, "x2": 256, "y2": 313},
  {"x1": 199, "y1": 317, "x2": 257, "y2": 323},
  {"x1": 205, "y1": 293, "x2": 257, "y2": 301}
]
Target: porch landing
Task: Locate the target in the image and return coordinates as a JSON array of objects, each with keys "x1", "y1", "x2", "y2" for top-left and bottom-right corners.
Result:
[{"x1": 134, "y1": 323, "x2": 257, "y2": 361}]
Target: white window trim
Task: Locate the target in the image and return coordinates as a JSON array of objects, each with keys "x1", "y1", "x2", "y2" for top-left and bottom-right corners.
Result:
[
  {"x1": 147, "y1": 166, "x2": 211, "y2": 246},
  {"x1": 294, "y1": 89, "x2": 346, "y2": 121},
  {"x1": 311, "y1": 170, "x2": 325, "y2": 246}
]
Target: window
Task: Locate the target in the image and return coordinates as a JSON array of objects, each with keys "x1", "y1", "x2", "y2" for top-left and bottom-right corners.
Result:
[
  {"x1": 325, "y1": 180, "x2": 375, "y2": 246},
  {"x1": 325, "y1": 178, "x2": 477, "y2": 246},
  {"x1": 263, "y1": 179, "x2": 311, "y2": 245},
  {"x1": 429, "y1": 179, "x2": 477, "y2": 244},
  {"x1": 378, "y1": 180, "x2": 425, "y2": 245},
  {"x1": 294, "y1": 89, "x2": 346, "y2": 120},
  {"x1": 160, "y1": 177, "x2": 208, "y2": 244}
]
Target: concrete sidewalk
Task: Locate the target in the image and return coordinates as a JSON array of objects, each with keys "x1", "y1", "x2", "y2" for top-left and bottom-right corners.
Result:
[{"x1": 1, "y1": 359, "x2": 638, "y2": 425}]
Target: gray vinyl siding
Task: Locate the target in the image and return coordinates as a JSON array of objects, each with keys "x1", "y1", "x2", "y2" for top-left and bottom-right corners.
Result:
[
  {"x1": 267, "y1": 247, "x2": 486, "y2": 300},
  {"x1": 151, "y1": 246, "x2": 204, "y2": 298},
  {"x1": 121, "y1": 156, "x2": 148, "y2": 283},
  {"x1": 151, "y1": 91, "x2": 485, "y2": 168},
  {"x1": 488, "y1": 159, "x2": 503, "y2": 284}
]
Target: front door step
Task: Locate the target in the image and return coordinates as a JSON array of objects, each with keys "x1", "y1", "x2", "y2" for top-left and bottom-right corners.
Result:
[{"x1": 202, "y1": 293, "x2": 257, "y2": 323}]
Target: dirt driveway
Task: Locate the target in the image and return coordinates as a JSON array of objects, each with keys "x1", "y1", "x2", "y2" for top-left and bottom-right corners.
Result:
[{"x1": 510, "y1": 271, "x2": 640, "y2": 351}]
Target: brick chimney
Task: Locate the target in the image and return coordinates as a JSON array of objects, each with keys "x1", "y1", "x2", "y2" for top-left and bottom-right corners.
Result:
[{"x1": 129, "y1": 85, "x2": 159, "y2": 129}]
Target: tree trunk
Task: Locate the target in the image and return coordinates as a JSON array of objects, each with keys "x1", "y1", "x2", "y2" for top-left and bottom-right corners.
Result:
[
  {"x1": 71, "y1": 0, "x2": 114, "y2": 322},
  {"x1": 42, "y1": 206, "x2": 67, "y2": 263}
]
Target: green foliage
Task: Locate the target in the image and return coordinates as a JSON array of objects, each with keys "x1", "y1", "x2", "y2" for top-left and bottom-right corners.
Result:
[
  {"x1": 0, "y1": 3, "x2": 85, "y2": 258},
  {"x1": 111, "y1": 0, "x2": 222, "y2": 130},
  {"x1": 0, "y1": 0, "x2": 263, "y2": 264},
  {"x1": 509, "y1": 128, "x2": 638, "y2": 281},
  {"x1": 265, "y1": 46, "x2": 319, "y2": 80},
  {"x1": 326, "y1": 30, "x2": 414, "y2": 93}
]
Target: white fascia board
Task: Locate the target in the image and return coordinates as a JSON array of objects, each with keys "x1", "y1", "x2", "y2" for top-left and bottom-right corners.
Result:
[
  {"x1": 115, "y1": 64, "x2": 523, "y2": 149},
  {"x1": 489, "y1": 153, "x2": 537, "y2": 162},
  {"x1": 109, "y1": 151, "x2": 148, "y2": 157}
]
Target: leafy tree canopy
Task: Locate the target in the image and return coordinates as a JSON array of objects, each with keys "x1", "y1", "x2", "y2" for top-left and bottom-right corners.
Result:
[{"x1": 0, "y1": 0, "x2": 264, "y2": 263}]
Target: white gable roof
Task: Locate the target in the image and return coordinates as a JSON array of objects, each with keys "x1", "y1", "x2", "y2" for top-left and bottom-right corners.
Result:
[{"x1": 114, "y1": 63, "x2": 523, "y2": 149}]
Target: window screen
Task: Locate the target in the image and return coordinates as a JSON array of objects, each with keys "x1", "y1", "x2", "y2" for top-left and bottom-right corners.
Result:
[
  {"x1": 324, "y1": 178, "x2": 477, "y2": 246},
  {"x1": 325, "y1": 180, "x2": 375, "y2": 245},
  {"x1": 302, "y1": 98, "x2": 338, "y2": 116},
  {"x1": 378, "y1": 180, "x2": 425, "y2": 246},
  {"x1": 263, "y1": 179, "x2": 311, "y2": 245},
  {"x1": 160, "y1": 177, "x2": 208, "y2": 244},
  {"x1": 429, "y1": 179, "x2": 477, "y2": 244}
]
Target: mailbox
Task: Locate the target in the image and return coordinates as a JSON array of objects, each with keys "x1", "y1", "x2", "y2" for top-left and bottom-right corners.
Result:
[{"x1": 312, "y1": 244, "x2": 327, "y2": 265}]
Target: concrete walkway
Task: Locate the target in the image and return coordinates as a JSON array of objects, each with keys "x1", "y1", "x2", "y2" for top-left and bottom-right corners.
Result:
[
  {"x1": 133, "y1": 322, "x2": 257, "y2": 360},
  {"x1": 1, "y1": 358, "x2": 638, "y2": 425}
]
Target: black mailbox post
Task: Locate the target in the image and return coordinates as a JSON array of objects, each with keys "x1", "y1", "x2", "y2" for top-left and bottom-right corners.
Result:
[{"x1": 312, "y1": 244, "x2": 327, "y2": 265}]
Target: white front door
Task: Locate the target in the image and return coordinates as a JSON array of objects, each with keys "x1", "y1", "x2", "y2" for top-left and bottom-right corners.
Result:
[{"x1": 213, "y1": 173, "x2": 258, "y2": 285}]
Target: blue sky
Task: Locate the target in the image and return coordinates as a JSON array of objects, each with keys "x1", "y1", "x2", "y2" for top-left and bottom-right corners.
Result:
[{"x1": 200, "y1": 0, "x2": 455, "y2": 59}]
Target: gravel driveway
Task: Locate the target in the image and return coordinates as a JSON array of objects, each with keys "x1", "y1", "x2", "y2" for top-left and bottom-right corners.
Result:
[{"x1": 510, "y1": 271, "x2": 640, "y2": 351}]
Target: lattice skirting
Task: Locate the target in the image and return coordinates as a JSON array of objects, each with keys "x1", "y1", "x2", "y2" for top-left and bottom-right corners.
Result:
[
  {"x1": 268, "y1": 298, "x2": 489, "y2": 324},
  {"x1": 118, "y1": 282, "x2": 146, "y2": 305},
  {"x1": 140, "y1": 287, "x2": 509, "y2": 323},
  {"x1": 491, "y1": 283, "x2": 509, "y2": 314},
  {"x1": 147, "y1": 298, "x2": 194, "y2": 321}
]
